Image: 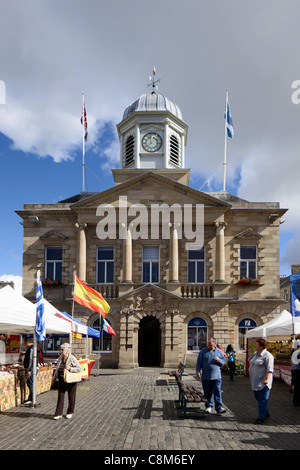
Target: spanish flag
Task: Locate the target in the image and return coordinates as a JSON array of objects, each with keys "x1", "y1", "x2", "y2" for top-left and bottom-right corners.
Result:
[{"x1": 74, "y1": 276, "x2": 110, "y2": 317}]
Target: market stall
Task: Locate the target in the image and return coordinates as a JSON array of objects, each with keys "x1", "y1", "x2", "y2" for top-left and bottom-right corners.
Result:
[
  {"x1": 0, "y1": 285, "x2": 72, "y2": 410},
  {"x1": 246, "y1": 310, "x2": 300, "y2": 385}
]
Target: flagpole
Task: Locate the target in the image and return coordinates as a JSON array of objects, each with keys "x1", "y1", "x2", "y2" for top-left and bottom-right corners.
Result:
[
  {"x1": 223, "y1": 89, "x2": 228, "y2": 192},
  {"x1": 82, "y1": 92, "x2": 85, "y2": 193}
]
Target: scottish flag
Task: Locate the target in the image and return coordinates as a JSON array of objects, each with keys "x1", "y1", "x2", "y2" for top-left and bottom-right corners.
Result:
[
  {"x1": 226, "y1": 101, "x2": 234, "y2": 138},
  {"x1": 291, "y1": 290, "x2": 300, "y2": 317},
  {"x1": 35, "y1": 273, "x2": 46, "y2": 342}
]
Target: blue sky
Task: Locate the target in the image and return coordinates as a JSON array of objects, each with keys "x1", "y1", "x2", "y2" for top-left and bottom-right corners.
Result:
[{"x1": 0, "y1": 1, "x2": 300, "y2": 293}]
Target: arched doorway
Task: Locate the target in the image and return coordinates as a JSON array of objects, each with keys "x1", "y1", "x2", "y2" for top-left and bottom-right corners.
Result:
[{"x1": 138, "y1": 316, "x2": 161, "y2": 366}]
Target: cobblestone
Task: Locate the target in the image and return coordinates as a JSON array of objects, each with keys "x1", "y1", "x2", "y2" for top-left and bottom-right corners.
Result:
[{"x1": 0, "y1": 368, "x2": 299, "y2": 452}]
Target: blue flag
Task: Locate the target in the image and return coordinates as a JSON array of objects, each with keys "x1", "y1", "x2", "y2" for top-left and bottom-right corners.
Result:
[
  {"x1": 226, "y1": 101, "x2": 234, "y2": 138},
  {"x1": 291, "y1": 289, "x2": 300, "y2": 317},
  {"x1": 35, "y1": 274, "x2": 46, "y2": 342}
]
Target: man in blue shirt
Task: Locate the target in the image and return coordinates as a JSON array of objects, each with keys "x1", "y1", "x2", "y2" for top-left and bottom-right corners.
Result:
[{"x1": 196, "y1": 337, "x2": 226, "y2": 414}]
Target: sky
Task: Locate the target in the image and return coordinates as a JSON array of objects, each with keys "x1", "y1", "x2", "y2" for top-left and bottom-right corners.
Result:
[{"x1": 0, "y1": 0, "x2": 300, "y2": 294}]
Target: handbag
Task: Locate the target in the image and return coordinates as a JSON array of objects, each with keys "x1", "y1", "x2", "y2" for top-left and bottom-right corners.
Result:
[{"x1": 64, "y1": 368, "x2": 82, "y2": 383}]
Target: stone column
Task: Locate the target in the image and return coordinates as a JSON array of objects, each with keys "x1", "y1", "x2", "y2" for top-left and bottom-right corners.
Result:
[
  {"x1": 169, "y1": 224, "x2": 179, "y2": 282},
  {"x1": 215, "y1": 221, "x2": 226, "y2": 282},
  {"x1": 75, "y1": 222, "x2": 87, "y2": 281},
  {"x1": 122, "y1": 227, "x2": 132, "y2": 283}
]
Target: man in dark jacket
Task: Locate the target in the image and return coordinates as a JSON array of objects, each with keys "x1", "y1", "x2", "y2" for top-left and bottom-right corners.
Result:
[{"x1": 23, "y1": 338, "x2": 36, "y2": 404}]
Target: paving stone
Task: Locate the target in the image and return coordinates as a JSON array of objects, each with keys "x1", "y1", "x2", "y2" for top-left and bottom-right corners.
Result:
[{"x1": 0, "y1": 368, "x2": 299, "y2": 451}]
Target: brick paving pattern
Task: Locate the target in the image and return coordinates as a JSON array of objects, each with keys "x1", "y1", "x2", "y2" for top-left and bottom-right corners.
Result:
[{"x1": 0, "y1": 369, "x2": 299, "y2": 451}]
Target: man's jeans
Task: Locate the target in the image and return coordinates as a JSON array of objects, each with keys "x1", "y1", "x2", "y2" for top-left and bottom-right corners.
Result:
[
  {"x1": 202, "y1": 378, "x2": 223, "y2": 410},
  {"x1": 253, "y1": 385, "x2": 270, "y2": 419}
]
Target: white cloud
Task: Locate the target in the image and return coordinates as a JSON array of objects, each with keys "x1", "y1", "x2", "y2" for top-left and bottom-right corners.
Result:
[{"x1": 0, "y1": 275, "x2": 22, "y2": 295}]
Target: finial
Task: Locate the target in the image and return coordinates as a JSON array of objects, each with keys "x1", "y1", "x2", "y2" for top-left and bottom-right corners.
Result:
[{"x1": 147, "y1": 66, "x2": 161, "y2": 94}]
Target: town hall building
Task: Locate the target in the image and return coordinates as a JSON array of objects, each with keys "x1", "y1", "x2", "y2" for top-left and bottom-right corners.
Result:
[{"x1": 16, "y1": 88, "x2": 287, "y2": 368}]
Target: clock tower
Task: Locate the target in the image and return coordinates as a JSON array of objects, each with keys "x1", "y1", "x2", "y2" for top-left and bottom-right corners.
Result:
[{"x1": 116, "y1": 86, "x2": 188, "y2": 172}]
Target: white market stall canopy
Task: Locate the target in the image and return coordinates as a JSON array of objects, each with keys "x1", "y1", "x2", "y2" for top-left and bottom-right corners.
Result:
[
  {"x1": 43, "y1": 298, "x2": 88, "y2": 336},
  {"x1": 0, "y1": 285, "x2": 71, "y2": 335},
  {"x1": 246, "y1": 309, "x2": 300, "y2": 340}
]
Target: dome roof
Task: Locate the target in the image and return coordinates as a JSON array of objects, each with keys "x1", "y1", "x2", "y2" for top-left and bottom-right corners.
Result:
[{"x1": 123, "y1": 93, "x2": 183, "y2": 120}]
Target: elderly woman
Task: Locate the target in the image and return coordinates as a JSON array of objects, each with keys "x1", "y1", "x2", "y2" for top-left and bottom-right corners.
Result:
[{"x1": 52, "y1": 343, "x2": 81, "y2": 420}]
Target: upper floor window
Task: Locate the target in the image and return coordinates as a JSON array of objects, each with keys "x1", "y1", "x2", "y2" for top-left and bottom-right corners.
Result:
[
  {"x1": 142, "y1": 246, "x2": 159, "y2": 283},
  {"x1": 188, "y1": 247, "x2": 205, "y2": 283},
  {"x1": 97, "y1": 247, "x2": 114, "y2": 283},
  {"x1": 240, "y1": 245, "x2": 257, "y2": 279},
  {"x1": 45, "y1": 246, "x2": 62, "y2": 281}
]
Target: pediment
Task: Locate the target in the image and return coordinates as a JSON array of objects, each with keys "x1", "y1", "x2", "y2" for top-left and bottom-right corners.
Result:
[
  {"x1": 118, "y1": 283, "x2": 182, "y2": 310},
  {"x1": 40, "y1": 230, "x2": 67, "y2": 241},
  {"x1": 234, "y1": 228, "x2": 263, "y2": 240},
  {"x1": 70, "y1": 171, "x2": 231, "y2": 210}
]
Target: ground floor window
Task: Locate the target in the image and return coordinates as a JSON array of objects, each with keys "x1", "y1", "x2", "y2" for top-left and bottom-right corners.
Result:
[
  {"x1": 92, "y1": 318, "x2": 113, "y2": 352},
  {"x1": 238, "y1": 318, "x2": 257, "y2": 351},
  {"x1": 187, "y1": 317, "x2": 207, "y2": 351},
  {"x1": 43, "y1": 335, "x2": 69, "y2": 353}
]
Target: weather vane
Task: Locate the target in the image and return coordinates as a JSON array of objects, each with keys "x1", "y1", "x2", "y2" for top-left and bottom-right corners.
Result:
[{"x1": 147, "y1": 66, "x2": 161, "y2": 94}]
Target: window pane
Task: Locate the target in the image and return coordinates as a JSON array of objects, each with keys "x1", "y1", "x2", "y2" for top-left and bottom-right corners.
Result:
[
  {"x1": 55, "y1": 262, "x2": 62, "y2": 281},
  {"x1": 98, "y1": 247, "x2": 114, "y2": 260},
  {"x1": 143, "y1": 262, "x2": 150, "y2": 283},
  {"x1": 196, "y1": 261, "x2": 204, "y2": 283},
  {"x1": 240, "y1": 246, "x2": 256, "y2": 260},
  {"x1": 151, "y1": 262, "x2": 159, "y2": 282},
  {"x1": 106, "y1": 262, "x2": 114, "y2": 283},
  {"x1": 46, "y1": 247, "x2": 62, "y2": 260},
  {"x1": 188, "y1": 262, "x2": 195, "y2": 283},
  {"x1": 46, "y1": 262, "x2": 54, "y2": 280},
  {"x1": 143, "y1": 246, "x2": 159, "y2": 260},
  {"x1": 97, "y1": 263, "x2": 105, "y2": 283},
  {"x1": 240, "y1": 261, "x2": 247, "y2": 278},
  {"x1": 248, "y1": 261, "x2": 256, "y2": 278},
  {"x1": 188, "y1": 247, "x2": 204, "y2": 260}
]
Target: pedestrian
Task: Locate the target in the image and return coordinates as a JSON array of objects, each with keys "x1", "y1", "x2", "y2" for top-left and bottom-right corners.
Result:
[
  {"x1": 226, "y1": 344, "x2": 236, "y2": 381},
  {"x1": 249, "y1": 338, "x2": 274, "y2": 424},
  {"x1": 291, "y1": 340, "x2": 300, "y2": 406},
  {"x1": 52, "y1": 343, "x2": 81, "y2": 420},
  {"x1": 196, "y1": 337, "x2": 226, "y2": 414},
  {"x1": 23, "y1": 337, "x2": 37, "y2": 405}
]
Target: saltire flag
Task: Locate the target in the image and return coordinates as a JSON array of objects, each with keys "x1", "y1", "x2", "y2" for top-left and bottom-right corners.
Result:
[
  {"x1": 35, "y1": 272, "x2": 46, "y2": 342},
  {"x1": 226, "y1": 101, "x2": 234, "y2": 138},
  {"x1": 81, "y1": 104, "x2": 88, "y2": 142},
  {"x1": 74, "y1": 276, "x2": 110, "y2": 317},
  {"x1": 100, "y1": 314, "x2": 116, "y2": 337},
  {"x1": 291, "y1": 290, "x2": 300, "y2": 317}
]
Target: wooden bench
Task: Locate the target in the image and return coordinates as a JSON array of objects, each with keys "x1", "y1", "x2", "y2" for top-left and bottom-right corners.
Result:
[
  {"x1": 168, "y1": 363, "x2": 185, "y2": 385},
  {"x1": 174, "y1": 373, "x2": 207, "y2": 418}
]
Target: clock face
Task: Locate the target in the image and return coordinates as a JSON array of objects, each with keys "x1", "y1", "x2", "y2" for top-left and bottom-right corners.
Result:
[{"x1": 142, "y1": 132, "x2": 162, "y2": 152}]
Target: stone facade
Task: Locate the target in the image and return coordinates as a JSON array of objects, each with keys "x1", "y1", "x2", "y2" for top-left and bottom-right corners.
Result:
[
  {"x1": 16, "y1": 169, "x2": 287, "y2": 368},
  {"x1": 16, "y1": 90, "x2": 288, "y2": 368}
]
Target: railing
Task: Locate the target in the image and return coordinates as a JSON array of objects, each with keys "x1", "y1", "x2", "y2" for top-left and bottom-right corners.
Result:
[
  {"x1": 43, "y1": 282, "x2": 214, "y2": 300},
  {"x1": 180, "y1": 284, "x2": 214, "y2": 299},
  {"x1": 88, "y1": 284, "x2": 119, "y2": 299}
]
